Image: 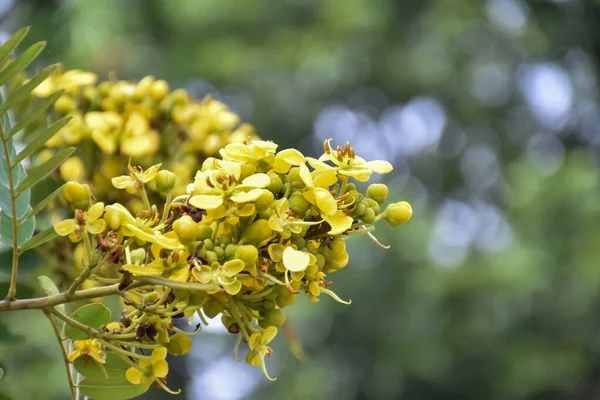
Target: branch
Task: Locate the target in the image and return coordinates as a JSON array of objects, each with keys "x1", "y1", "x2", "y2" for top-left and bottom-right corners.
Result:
[
  {"x1": 0, "y1": 282, "x2": 145, "y2": 312},
  {"x1": 44, "y1": 311, "x2": 76, "y2": 400}
]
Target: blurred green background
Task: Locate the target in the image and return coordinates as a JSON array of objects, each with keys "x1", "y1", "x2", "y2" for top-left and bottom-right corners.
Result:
[{"x1": 3, "y1": 0, "x2": 600, "y2": 399}]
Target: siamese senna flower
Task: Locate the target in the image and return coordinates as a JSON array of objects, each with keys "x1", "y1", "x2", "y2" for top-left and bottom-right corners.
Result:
[
  {"x1": 246, "y1": 326, "x2": 278, "y2": 381},
  {"x1": 68, "y1": 339, "x2": 106, "y2": 364},
  {"x1": 192, "y1": 259, "x2": 246, "y2": 295},
  {"x1": 298, "y1": 163, "x2": 353, "y2": 235},
  {"x1": 54, "y1": 202, "x2": 106, "y2": 242},
  {"x1": 189, "y1": 159, "x2": 270, "y2": 210},
  {"x1": 219, "y1": 139, "x2": 279, "y2": 165},
  {"x1": 32, "y1": 69, "x2": 98, "y2": 97},
  {"x1": 126, "y1": 348, "x2": 172, "y2": 390},
  {"x1": 112, "y1": 162, "x2": 162, "y2": 194},
  {"x1": 306, "y1": 138, "x2": 393, "y2": 182},
  {"x1": 85, "y1": 111, "x2": 122, "y2": 154}
]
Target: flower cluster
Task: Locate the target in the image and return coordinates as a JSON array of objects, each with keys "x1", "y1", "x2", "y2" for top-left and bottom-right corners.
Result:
[
  {"x1": 25, "y1": 67, "x2": 258, "y2": 200},
  {"x1": 54, "y1": 136, "x2": 411, "y2": 394}
]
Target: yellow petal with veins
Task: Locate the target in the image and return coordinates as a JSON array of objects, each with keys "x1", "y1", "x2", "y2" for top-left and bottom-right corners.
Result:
[
  {"x1": 282, "y1": 247, "x2": 309, "y2": 272},
  {"x1": 326, "y1": 212, "x2": 353, "y2": 235},
  {"x1": 189, "y1": 194, "x2": 223, "y2": 210},
  {"x1": 313, "y1": 188, "x2": 337, "y2": 216}
]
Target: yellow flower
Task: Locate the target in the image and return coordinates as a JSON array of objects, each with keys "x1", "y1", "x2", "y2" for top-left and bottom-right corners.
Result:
[
  {"x1": 32, "y1": 69, "x2": 97, "y2": 98},
  {"x1": 68, "y1": 339, "x2": 106, "y2": 364},
  {"x1": 306, "y1": 139, "x2": 393, "y2": 182},
  {"x1": 219, "y1": 139, "x2": 278, "y2": 165},
  {"x1": 54, "y1": 202, "x2": 106, "y2": 242},
  {"x1": 85, "y1": 111, "x2": 123, "y2": 154},
  {"x1": 125, "y1": 348, "x2": 169, "y2": 389},
  {"x1": 282, "y1": 247, "x2": 310, "y2": 272},
  {"x1": 120, "y1": 111, "x2": 160, "y2": 157},
  {"x1": 245, "y1": 326, "x2": 278, "y2": 381},
  {"x1": 189, "y1": 161, "x2": 270, "y2": 210},
  {"x1": 192, "y1": 259, "x2": 245, "y2": 295},
  {"x1": 298, "y1": 163, "x2": 353, "y2": 235},
  {"x1": 112, "y1": 162, "x2": 162, "y2": 194}
]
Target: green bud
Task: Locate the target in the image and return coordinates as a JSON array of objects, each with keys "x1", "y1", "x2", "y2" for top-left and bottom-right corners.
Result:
[
  {"x1": 287, "y1": 167, "x2": 301, "y2": 183},
  {"x1": 173, "y1": 215, "x2": 198, "y2": 245},
  {"x1": 351, "y1": 201, "x2": 367, "y2": 218},
  {"x1": 259, "y1": 309, "x2": 286, "y2": 328},
  {"x1": 155, "y1": 170, "x2": 177, "y2": 193},
  {"x1": 235, "y1": 245, "x2": 259, "y2": 264},
  {"x1": 205, "y1": 250, "x2": 219, "y2": 265},
  {"x1": 203, "y1": 296, "x2": 224, "y2": 319},
  {"x1": 244, "y1": 219, "x2": 273, "y2": 245},
  {"x1": 267, "y1": 172, "x2": 283, "y2": 194},
  {"x1": 203, "y1": 239, "x2": 214, "y2": 251},
  {"x1": 344, "y1": 190, "x2": 360, "y2": 205},
  {"x1": 366, "y1": 183, "x2": 388, "y2": 204},
  {"x1": 196, "y1": 225, "x2": 213, "y2": 241},
  {"x1": 362, "y1": 207, "x2": 375, "y2": 224},
  {"x1": 289, "y1": 192, "x2": 311, "y2": 216},
  {"x1": 129, "y1": 248, "x2": 146, "y2": 264},
  {"x1": 63, "y1": 181, "x2": 91, "y2": 209},
  {"x1": 262, "y1": 299, "x2": 276, "y2": 312},
  {"x1": 255, "y1": 190, "x2": 275, "y2": 211},
  {"x1": 218, "y1": 236, "x2": 232, "y2": 247},
  {"x1": 213, "y1": 246, "x2": 225, "y2": 261},
  {"x1": 384, "y1": 201, "x2": 412, "y2": 227},
  {"x1": 225, "y1": 244, "x2": 238, "y2": 259},
  {"x1": 344, "y1": 183, "x2": 357, "y2": 193},
  {"x1": 221, "y1": 314, "x2": 239, "y2": 333}
]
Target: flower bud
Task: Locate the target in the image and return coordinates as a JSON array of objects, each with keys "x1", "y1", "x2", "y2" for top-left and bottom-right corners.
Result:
[
  {"x1": 54, "y1": 94, "x2": 77, "y2": 114},
  {"x1": 289, "y1": 192, "x2": 310, "y2": 216},
  {"x1": 366, "y1": 183, "x2": 388, "y2": 204},
  {"x1": 203, "y1": 296, "x2": 224, "y2": 318},
  {"x1": 267, "y1": 173, "x2": 283, "y2": 194},
  {"x1": 213, "y1": 246, "x2": 225, "y2": 260},
  {"x1": 150, "y1": 80, "x2": 169, "y2": 101},
  {"x1": 63, "y1": 181, "x2": 91, "y2": 209},
  {"x1": 155, "y1": 170, "x2": 177, "y2": 193},
  {"x1": 235, "y1": 245, "x2": 259, "y2": 265},
  {"x1": 129, "y1": 248, "x2": 146, "y2": 264},
  {"x1": 205, "y1": 250, "x2": 219, "y2": 265},
  {"x1": 196, "y1": 225, "x2": 213, "y2": 241},
  {"x1": 364, "y1": 198, "x2": 380, "y2": 215},
  {"x1": 361, "y1": 207, "x2": 375, "y2": 224},
  {"x1": 384, "y1": 201, "x2": 412, "y2": 227},
  {"x1": 59, "y1": 156, "x2": 85, "y2": 182},
  {"x1": 173, "y1": 215, "x2": 198, "y2": 245},
  {"x1": 244, "y1": 220, "x2": 273, "y2": 245},
  {"x1": 259, "y1": 309, "x2": 286, "y2": 328},
  {"x1": 225, "y1": 243, "x2": 238, "y2": 259},
  {"x1": 221, "y1": 314, "x2": 239, "y2": 333},
  {"x1": 255, "y1": 190, "x2": 275, "y2": 211}
]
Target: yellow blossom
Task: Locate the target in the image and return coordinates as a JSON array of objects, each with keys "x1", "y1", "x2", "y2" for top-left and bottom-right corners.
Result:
[{"x1": 68, "y1": 339, "x2": 106, "y2": 364}]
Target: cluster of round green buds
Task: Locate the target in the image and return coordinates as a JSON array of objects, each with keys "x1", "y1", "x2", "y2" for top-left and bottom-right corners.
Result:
[{"x1": 48, "y1": 136, "x2": 411, "y2": 394}]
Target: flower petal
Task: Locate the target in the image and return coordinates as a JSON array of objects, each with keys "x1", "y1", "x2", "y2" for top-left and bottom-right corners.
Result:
[
  {"x1": 339, "y1": 168, "x2": 371, "y2": 182},
  {"x1": 153, "y1": 359, "x2": 169, "y2": 378},
  {"x1": 326, "y1": 212, "x2": 353, "y2": 235},
  {"x1": 125, "y1": 367, "x2": 143, "y2": 385},
  {"x1": 189, "y1": 194, "x2": 223, "y2": 210},
  {"x1": 282, "y1": 247, "x2": 309, "y2": 272},
  {"x1": 230, "y1": 188, "x2": 264, "y2": 203},
  {"x1": 111, "y1": 175, "x2": 135, "y2": 189},
  {"x1": 313, "y1": 188, "x2": 338, "y2": 216},
  {"x1": 239, "y1": 173, "x2": 270, "y2": 189},
  {"x1": 299, "y1": 163, "x2": 314, "y2": 188},
  {"x1": 223, "y1": 279, "x2": 242, "y2": 295},
  {"x1": 86, "y1": 202, "x2": 105, "y2": 221},
  {"x1": 262, "y1": 326, "x2": 278, "y2": 345},
  {"x1": 222, "y1": 259, "x2": 245, "y2": 277},
  {"x1": 312, "y1": 170, "x2": 338, "y2": 188},
  {"x1": 306, "y1": 157, "x2": 335, "y2": 171},
  {"x1": 54, "y1": 219, "x2": 76, "y2": 236},
  {"x1": 365, "y1": 160, "x2": 393, "y2": 174},
  {"x1": 86, "y1": 219, "x2": 106, "y2": 235},
  {"x1": 277, "y1": 149, "x2": 305, "y2": 165},
  {"x1": 142, "y1": 163, "x2": 162, "y2": 182}
]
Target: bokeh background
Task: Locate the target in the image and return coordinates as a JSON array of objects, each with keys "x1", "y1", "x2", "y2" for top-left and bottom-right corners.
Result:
[{"x1": 3, "y1": 0, "x2": 600, "y2": 399}]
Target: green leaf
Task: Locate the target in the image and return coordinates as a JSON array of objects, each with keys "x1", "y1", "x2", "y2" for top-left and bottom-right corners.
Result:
[
  {"x1": 0, "y1": 210, "x2": 34, "y2": 248},
  {"x1": 21, "y1": 183, "x2": 64, "y2": 224},
  {"x1": 0, "y1": 164, "x2": 30, "y2": 219},
  {"x1": 64, "y1": 303, "x2": 111, "y2": 340},
  {"x1": 15, "y1": 147, "x2": 74, "y2": 196},
  {"x1": 6, "y1": 90, "x2": 63, "y2": 140},
  {"x1": 0, "y1": 26, "x2": 29, "y2": 63},
  {"x1": 12, "y1": 117, "x2": 71, "y2": 166},
  {"x1": 19, "y1": 225, "x2": 57, "y2": 252},
  {"x1": 78, "y1": 378, "x2": 147, "y2": 400},
  {"x1": 37, "y1": 275, "x2": 64, "y2": 315},
  {"x1": 0, "y1": 64, "x2": 57, "y2": 114},
  {"x1": 0, "y1": 41, "x2": 45, "y2": 88},
  {"x1": 74, "y1": 353, "x2": 131, "y2": 383}
]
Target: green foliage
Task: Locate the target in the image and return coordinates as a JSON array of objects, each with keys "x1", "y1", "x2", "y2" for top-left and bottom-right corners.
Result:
[{"x1": 64, "y1": 304, "x2": 111, "y2": 341}]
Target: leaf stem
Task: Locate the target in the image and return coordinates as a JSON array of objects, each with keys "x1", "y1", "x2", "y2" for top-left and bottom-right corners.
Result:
[
  {"x1": 45, "y1": 311, "x2": 77, "y2": 400},
  {"x1": 0, "y1": 116, "x2": 19, "y2": 301}
]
